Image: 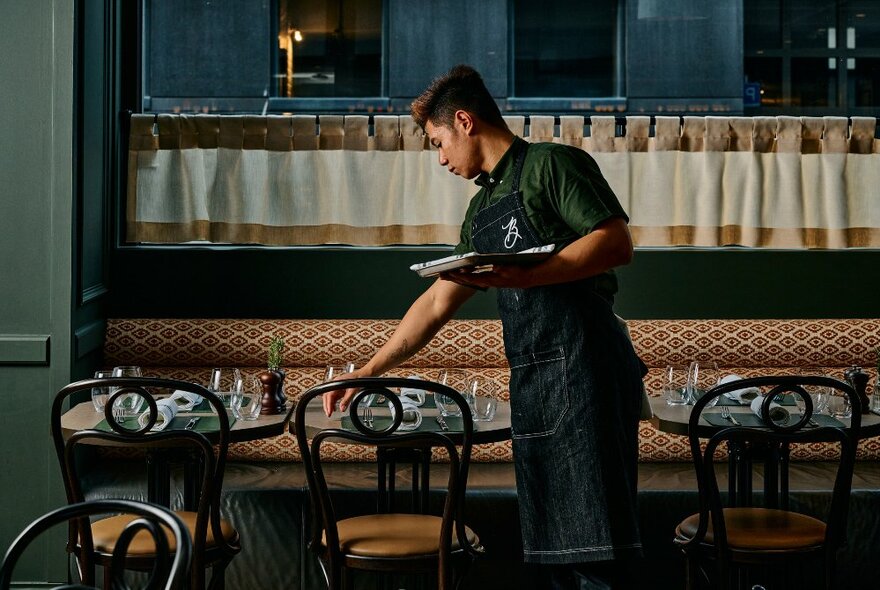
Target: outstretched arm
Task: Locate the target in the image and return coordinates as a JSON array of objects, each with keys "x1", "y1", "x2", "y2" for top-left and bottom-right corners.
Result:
[{"x1": 322, "y1": 278, "x2": 476, "y2": 415}]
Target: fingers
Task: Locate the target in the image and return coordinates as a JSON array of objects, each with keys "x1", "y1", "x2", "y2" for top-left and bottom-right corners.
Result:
[{"x1": 322, "y1": 386, "x2": 357, "y2": 417}]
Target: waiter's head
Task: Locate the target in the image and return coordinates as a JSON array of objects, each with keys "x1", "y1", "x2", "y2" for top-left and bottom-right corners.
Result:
[{"x1": 412, "y1": 65, "x2": 510, "y2": 179}]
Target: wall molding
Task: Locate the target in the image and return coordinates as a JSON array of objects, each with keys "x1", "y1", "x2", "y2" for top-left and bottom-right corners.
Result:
[
  {"x1": 74, "y1": 320, "x2": 105, "y2": 360},
  {"x1": 0, "y1": 335, "x2": 50, "y2": 366}
]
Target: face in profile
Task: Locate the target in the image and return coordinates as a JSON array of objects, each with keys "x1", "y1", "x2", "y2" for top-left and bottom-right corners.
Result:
[{"x1": 425, "y1": 118, "x2": 481, "y2": 180}]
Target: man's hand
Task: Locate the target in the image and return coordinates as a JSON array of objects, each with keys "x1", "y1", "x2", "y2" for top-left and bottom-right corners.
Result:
[{"x1": 322, "y1": 367, "x2": 373, "y2": 417}]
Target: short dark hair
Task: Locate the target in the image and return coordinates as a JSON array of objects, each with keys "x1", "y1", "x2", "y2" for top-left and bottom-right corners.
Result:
[{"x1": 411, "y1": 64, "x2": 507, "y2": 130}]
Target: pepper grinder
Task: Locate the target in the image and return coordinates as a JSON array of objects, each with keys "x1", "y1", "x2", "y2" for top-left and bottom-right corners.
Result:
[{"x1": 844, "y1": 365, "x2": 870, "y2": 415}]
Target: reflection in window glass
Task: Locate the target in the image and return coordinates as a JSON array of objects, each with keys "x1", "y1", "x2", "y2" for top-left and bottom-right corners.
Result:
[
  {"x1": 789, "y1": 0, "x2": 837, "y2": 49},
  {"x1": 277, "y1": 0, "x2": 382, "y2": 98},
  {"x1": 513, "y1": 0, "x2": 617, "y2": 97},
  {"x1": 744, "y1": 0, "x2": 781, "y2": 51},
  {"x1": 846, "y1": 1, "x2": 880, "y2": 49},
  {"x1": 852, "y1": 58, "x2": 880, "y2": 106},
  {"x1": 745, "y1": 58, "x2": 783, "y2": 106},
  {"x1": 791, "y1": 58, "x2": 837, "y2": 106}
]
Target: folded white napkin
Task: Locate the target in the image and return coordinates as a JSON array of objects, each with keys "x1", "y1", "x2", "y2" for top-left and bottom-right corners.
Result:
[
  {"x1": 720, "y1": 374, "x2": 761, "y2": 404},
  {"x1": 138, "y1": 398, "x2": 179, "y2": 431},
  {"x1": 170, "y1": 389, "x2": 203, "y2": 411},
  {"x1": 750, "y1": 394, "x2": 790, "y2": 424},
  {"x1": 389, "y1": 395, "x2": 423, "y2": 430},
  {"x1": 400, "y1": 375, "x2": 427, "y2": 406}
]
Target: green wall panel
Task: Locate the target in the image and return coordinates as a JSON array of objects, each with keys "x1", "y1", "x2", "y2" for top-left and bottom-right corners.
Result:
[{"x1": 110, "y1": 248, "x2": 880, "y2": 320}]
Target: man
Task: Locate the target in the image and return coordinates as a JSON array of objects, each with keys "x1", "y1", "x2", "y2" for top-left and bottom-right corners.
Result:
[{"x1": 324, "y1": 65, "x2": 644, "y2": 589}]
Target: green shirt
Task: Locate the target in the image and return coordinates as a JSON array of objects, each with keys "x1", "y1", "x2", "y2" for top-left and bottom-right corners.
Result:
[{"x1": 454, "y1": 137, "x2": 628, "y2": 298}]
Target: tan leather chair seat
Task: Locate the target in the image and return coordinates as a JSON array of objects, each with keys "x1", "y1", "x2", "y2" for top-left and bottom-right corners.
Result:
[
  {"x1": 323, "y1": 514, "x2": 478, "y2": 558},
  {"x1": 676, "y1": 507, "x2": 826, "y2": 550},
  {"x1": 92, "y1": 510, "x2": 238, "y2": 555}
]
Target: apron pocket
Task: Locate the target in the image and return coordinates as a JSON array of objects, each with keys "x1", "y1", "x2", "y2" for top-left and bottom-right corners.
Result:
[{"x1": 508, "y1": 347, "x2": 570, "y2": 439}]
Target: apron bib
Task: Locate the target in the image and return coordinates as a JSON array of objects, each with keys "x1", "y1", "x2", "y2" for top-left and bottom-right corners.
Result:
[{"x1": 471, "y1": 142, "x2": 644, "y2": 564}]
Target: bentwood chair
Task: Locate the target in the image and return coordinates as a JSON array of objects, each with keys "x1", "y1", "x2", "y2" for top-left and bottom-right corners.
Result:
[
  {"x1": 51, "y1": 378, "x2": 240, "y2": 590},
  {"x1": 674, "y1": 375, "x2": 861, "y2": 590},
  {"x1": 294, "y1": 377, "x2": 483, "y2": 590},
  {"x1": 0, "y1": 499, "x2": 191, "y2": 590}
]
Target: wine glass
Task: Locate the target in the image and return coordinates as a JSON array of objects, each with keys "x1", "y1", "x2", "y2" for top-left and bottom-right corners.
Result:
[
  {"x1": 796, "y1": 367, "x2": 829, "y2": 415},
  {"x1": 687, "y1": 361, "x2": 719, "y2": 407}
]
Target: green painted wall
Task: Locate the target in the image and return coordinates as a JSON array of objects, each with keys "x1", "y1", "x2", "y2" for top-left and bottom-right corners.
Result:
[
  {"x1": 110, "y1": 247, "x2": 879, "y2": 320},
  {"x1": 0, "y1": 0, "x2": 73, "y2": 581}
]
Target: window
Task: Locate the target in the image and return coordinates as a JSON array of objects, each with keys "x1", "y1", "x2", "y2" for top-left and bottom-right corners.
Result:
[
  {"x1": 276, "y1": 0, "x2": 383, "y2": 98},
  {"x1": 512, "y1": 0, "x2": 620, "y2": 98},
  {"x1": 744, "y1": 0, "x2": 880, "y2": 114}
]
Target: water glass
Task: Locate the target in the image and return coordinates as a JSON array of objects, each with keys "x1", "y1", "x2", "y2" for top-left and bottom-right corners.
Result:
[
  {"x1": 827, "y1": 394, "x2": 852, "y2": 419},
  {"x1": 324, "y1": 362, "x2": 357, "y2": 412},
  {"x1": 467, "y1": 377, "x2": 498, "y2": 421},
  {"x1": 663, "y1": 365, "x2": 689, "y2": 406},
  {"x1": 111, "y1": 365, "x2": 145, "y2": 415},
  {"x1": 872, "y1": 377, "x2": 880, "y2": 413},
  {"x1": 436, "y1": 369, "x2": 469, "y2": 417},
  {"x1": 208, "y1": 367, "x2": 242, "y2": 403},
  {"x1": 91, "y1": 370, "x2": 114, "y2": 412},
  {"x1": 232, "y1": 377, "x2": 262, "y2": 421},
  {"x1": 796, "y1": 368, "x2": 829, "y2": 415},
  {"x1": 687, "y1": 361, "x2": 719, "y2": 407}
]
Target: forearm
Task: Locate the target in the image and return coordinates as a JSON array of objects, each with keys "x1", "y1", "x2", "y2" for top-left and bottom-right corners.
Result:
[
  {"x1": 526, "y1": 218, "x2": 633, "y2": 287},
  {"x1": 363, "y1": 279, "x2": 474, "y2": 375},
  {"x1": 446, "y1": 217, "x2": 633, "y2": 290}
]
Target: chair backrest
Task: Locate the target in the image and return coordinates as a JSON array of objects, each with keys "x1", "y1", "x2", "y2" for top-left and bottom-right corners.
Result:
[
  {"x1": 50, "y1": 377, "x2": 234, "y2": 580},
  {"x1": 687, "y1": 375, "x2": 862, "y2": 554},
  {"x1": 293, "y1": 377, "x2": 476, "y2": 569},
  {"x1": 0, "y1": 499, "x2": 191, "y2": 590}
]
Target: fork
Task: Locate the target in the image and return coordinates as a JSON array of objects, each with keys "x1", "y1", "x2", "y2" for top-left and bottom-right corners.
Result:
[
  {"x1": 112, "y1": 405, "x2": 126, "y2": 425},
  {"x1": 720, "y1": 406, "x2": 741, "y2": 426},
  {"x1": 361, "y1": 405, "x2": 373, "y2": 428}
]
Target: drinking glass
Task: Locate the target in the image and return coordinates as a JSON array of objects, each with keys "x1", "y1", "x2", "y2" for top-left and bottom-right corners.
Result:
[
  {"x1": 208, "y1": 367, "x2": 242, "y2": 404},
  {"x1": 324, "y1": 362, "x2": 356, "y2": 414},
  {"x1": 827, "y1": 393, "x2": 852, "y2": 419},
  {"x1": 468, "y1": 377, "x2": 498, "y2": 421},
  {"x1": 111, "y1": 365, "x2": 145, "y2": 416},
  {"x1": 91, "y1": 370, "x2": 114, "y2": 412},
  {"x1": 663, "y1": 365, "x2": 689, "y2": 406},
  {"x1": 796, "y1": 367, "x2": 829, "y2": 415},
  {"x1": 687, "y1": 361, "x2": 719, "y2": 407},
  {"x1": 232, "y1": 377, "x2": 262, "y2": 421},
  {"x1": 436, "y1": 369, "x2": 469, "y2": 417}
]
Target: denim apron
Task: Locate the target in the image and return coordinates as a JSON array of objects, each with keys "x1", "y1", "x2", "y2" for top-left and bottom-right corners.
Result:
[{"x1": 470, "y1": 143, "x2": 643, "y2": 564}]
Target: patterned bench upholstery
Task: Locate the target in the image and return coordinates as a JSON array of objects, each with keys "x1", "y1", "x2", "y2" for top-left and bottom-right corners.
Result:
[{"x1": 103, "y1": 318, "x2": 880, "y2": 463}]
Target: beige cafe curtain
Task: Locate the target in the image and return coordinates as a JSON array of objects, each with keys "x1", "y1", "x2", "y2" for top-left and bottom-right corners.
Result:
[{"x1": 127, "y1": 114, "x2": 880, "y2": 248}]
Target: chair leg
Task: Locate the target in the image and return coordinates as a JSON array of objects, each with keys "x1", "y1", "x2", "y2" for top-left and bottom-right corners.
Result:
[{"x1": 684, "y1": 553, "x2": 699, "y2": 590}]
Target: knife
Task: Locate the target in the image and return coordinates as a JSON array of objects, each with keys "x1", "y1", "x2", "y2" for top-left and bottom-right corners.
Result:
[
  {"x1": 184, "y1": 416, "x2": 200, "y2": 430},
  {"x1": 435, "y1": 415, "x2": 449, "y2": 431}
]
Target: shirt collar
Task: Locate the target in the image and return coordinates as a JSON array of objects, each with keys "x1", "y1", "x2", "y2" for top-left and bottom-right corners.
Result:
[{"x1": 474, "y1": 136, "x2": 525, "y2": 190}]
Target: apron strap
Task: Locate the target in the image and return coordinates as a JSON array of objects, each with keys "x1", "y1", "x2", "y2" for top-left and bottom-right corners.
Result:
[{"x1": 510, "y1": 140, "x2": 529, "y2": 193}]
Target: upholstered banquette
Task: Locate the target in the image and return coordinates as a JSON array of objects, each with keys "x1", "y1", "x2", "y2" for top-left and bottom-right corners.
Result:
[
  {"x1": 94, "y1": 318, "x2": 880, "y2": 590},
  {"x1": 103, "y1": 318, "x2": 880, "y2": 463}
]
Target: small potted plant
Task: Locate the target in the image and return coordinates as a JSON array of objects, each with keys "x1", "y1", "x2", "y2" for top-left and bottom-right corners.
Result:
[{"x1": 258, "y1": 336, "x2": 287, "y2": 415}]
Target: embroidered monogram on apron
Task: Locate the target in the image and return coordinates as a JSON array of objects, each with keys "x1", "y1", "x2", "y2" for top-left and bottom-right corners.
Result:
[{"x1": 470, "y1": 141, "x2": 644, "y2": 564}]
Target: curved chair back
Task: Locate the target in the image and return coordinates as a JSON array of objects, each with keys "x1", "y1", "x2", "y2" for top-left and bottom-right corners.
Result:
[
  {"x1": 50, "y1": 377, "x2": 235, "y2": 587},
  {"x1": 0, "y1": 499, "x2": 191, "y2": 590},
  {"x1": 294, "y1": 377, "x2": 477, "y2": 588},
  {"x1": 686, "y1": 375, "x2": 861, "y2": 557}
]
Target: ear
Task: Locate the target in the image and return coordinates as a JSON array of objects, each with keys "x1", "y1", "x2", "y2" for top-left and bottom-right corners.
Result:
[{"x1": 453, "y1": 110, "x2": 475, "y2": 135}]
